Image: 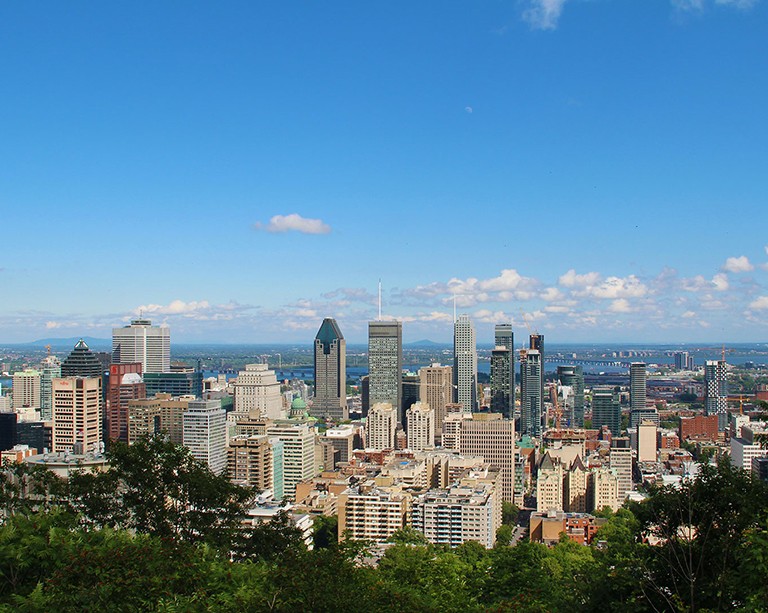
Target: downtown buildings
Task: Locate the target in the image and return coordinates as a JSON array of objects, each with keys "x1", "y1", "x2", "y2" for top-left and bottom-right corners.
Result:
[{"x1": 312, "y1": 318, "x2": 348, "y2": 421}]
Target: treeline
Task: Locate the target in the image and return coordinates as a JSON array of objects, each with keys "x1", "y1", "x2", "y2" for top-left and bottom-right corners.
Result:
[{"x1": 1, "y1": 437, "x2": 767, "y2": 612}]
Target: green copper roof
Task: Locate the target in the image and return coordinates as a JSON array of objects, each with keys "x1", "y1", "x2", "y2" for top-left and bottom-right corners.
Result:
[{"x1": 315, "y1": 318, "x2": 343, "y2": 345}]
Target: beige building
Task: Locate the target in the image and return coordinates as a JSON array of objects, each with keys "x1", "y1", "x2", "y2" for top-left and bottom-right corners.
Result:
[
  {"x1": 367, "y1": 402, "x2": 397, "y2": 451},
  {"x1": 337, "y1": 481, "x2": 411, "y2": 543},
  {"x1": 442, "y1": 412, "x2": 471, "y2": 451},
  {"x1": 459, "y1": 414, "x2": 516, "y2": 501},
  {"x1": 564, "y1": 456, "x2": 589, "y2": 513},
  {"x1": 406, "y1": 401, "x2": 435, "y2": 452},
  {"x1": 52, "y1": 377, "x2": 102, "y2": 453},
  {"x1": 155, "y1": 394, "x2": 192, "y2": 445},
  {"x1": 233, "y1": 363, "x2": 283, "y2": 421},
  {"x1": 228, "y1": 435, "x2": 274, "y2": 491},
  {"x1": 637, "y1": 421, "x2": 658, "y2": 463},
  {"x1": 127, "y1": 398, "x2": 162, "y2": 443},
  {"x1": 321, "y1": 424, "x2": 359, "y2": 464},
  {"x1": 12, "y1": 369, "x2": 41, "y2": 411},
  {"x1": 609, "y1": 444, "x2": 633, "y2": 502},
  {"x1": 537, "y1": 453, "x2": 564, "y2": 513},
  {"x1": 266, "y1": 422, "x2": 316, "y2": 499},
  {"x1": 418, "y1": 364, "x2": 452, "y2": 443},
  {"x1": 591, "y1": 468, "x2": 620, "y2": 512}
]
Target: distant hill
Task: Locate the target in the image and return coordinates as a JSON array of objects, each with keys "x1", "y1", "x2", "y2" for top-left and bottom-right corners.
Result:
[
  {"x1": 404, "y1": 339, "x2": 446, "y2": 348},
  {"x1": 24, "y1": 337, "x2": 112, "y2": 350}
]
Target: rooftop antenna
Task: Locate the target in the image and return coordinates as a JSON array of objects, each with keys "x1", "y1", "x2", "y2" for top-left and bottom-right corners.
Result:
[{"x1": 378, "y1": 279, "x2": 382, "y2": 321}]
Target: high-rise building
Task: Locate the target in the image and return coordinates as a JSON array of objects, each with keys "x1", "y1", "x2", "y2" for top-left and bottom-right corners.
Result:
[
  {"x1": 127, "y1": 398, "x2": 162, "y2": 443},
  {"x1": 367, "y1": 402, "x2": 397, "y2": 451},
  {"x1": 406, "y1": 401, "x2": 435, "y2": 452},
  {"x1": 418, "y1": 364, "x2": 452, "y2": 444},
  {"x1": 107, "y1": 362, "x2": 145, "y2": 442},
  {"x1": 520, "y1": 349, "x2": 543, "y2": 437},
  {"x1": 490, "y1": 339, "x2": 514, "y2": 419},
  {"x1": 233, "y1": 363, "x2": 283, "y2": 421},
  {"x1": 144, "y1": 368, "x2": 203, "y2": 398},
  {"x1": 52, "y1": 377, "x2": 102, "y2": 453},
  {"x1": 459, "y1": 414, "x2": 516, "y2": 502},
  {"x1": 637, "y1": 421, "x2": 657, "y2": 463},
  {"x1": 401, "y1": 372, "x2": 419, "y2": 427},
  {"x1": 112, "y1": 319, "x2": 170, "y2": 374},
  {"x1": 557, "y1": 365, "x2": 584, "y2": 428},
  {"x1": 453, "y1": 315, "x2": 477, "y2": 412},
  {"x1": 39, "y1": 356, "x2": 61, "y2": 421},
  {"x1": 12, "y1": 369, "x2": 41, "y2": 411},
  {"x1": 183, "y1": 399, "x2": 227, "y2": 475},
  {"x1": 610, "y1": 437, "x2": 633, "y2": 502},
  {"x1": 227, "y1": 435, "x2": 274, "y2": 491},
  {"x1": 592, "y1": 386, "x2": 621, "y2": 437},
  {"x1": 529, "y1": 333, "x2": 544, "y2": 401},
  {"x1": 704, "y1": 359, "x2": 728, "y2": 431},
  {"x1": 368, "y1": 320, "x2": 403, "y2": 423},
  {"x1": 312, "y1": 318, "x2": 348, "y2": 421},
  {"x1": 265, "y1": 422, "x2": 316, "y2": 499},
  {"x1": 629, "y1": 362, "x2": 647, "y2": 427},
  {"x1": 61, "y1": 340, "x2": 105, "y2": 378},
  {"x1": 674, "y1": 351, "x2": 695, "y2": 370}
]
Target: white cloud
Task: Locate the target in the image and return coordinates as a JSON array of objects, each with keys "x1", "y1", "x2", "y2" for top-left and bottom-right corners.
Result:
[
  {"x1": 683, "y1": 273, "x2": 729, "y2": 292},
  {"x1": 608, "y1": 298, "x2": 632, "y2": 313},
  {"x1": 135, "y1": 300, "x2": 210, "y2": 316},
  {"x1": 540, "y1": 287, "x2": 564, "y2": 302},
  {"x1": 749, "y1": 296, "x2": 768, "y2": 310},
  {"x1": 465, "y1": 106, "x2": 473, "y2": 114},
  {"x1": 682, "y1": 310, "x2": 697, "y2": 318},
  {"x1": 722, "y1": 255, "x2": 754, "y2": 273},
  {"x1": 715, "y1": 0, "x2": 758, "y2": 8},
  {"x1": 254, "y1": 213, "x2": 331, "y2": 235},
  {"x1": 523, "y1": 0, "x2": 568, "y2": 30},
  {"x1": 559, "y1": 269, "x2": 600, "y2": 288},
  {"x1": 711, "y1": 273, "x2": 730, "y2": 291}
]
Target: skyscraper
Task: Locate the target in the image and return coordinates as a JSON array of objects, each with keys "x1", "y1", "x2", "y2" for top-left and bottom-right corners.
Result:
[
  {"x1": 419, "y1": 363, "x2": 452, "y2": 444},
  {"x1": 592, "y1": 386, "x2": 621, "y2": 437},
  {"x1": 368, "y1": 320, "x2": 403, "y2": 423},
  {"x1": 557, "y1": 365, "x2": 584, "y2": 428},
  {"x1": 183, "y1": 398, "x2": 227, "y2": 475},
  {"x1": 52, "y1": 377, "x2": 102, "y2": 453},
  {"x1": 61, "y1": 340, "x2": 104, "y2": 378},
  {"x1": 405, "y1": 401, "x2": 435, "y2": 452},
  {"x1": 704, "y1": 359, "x2": 728, "y2": 431},
  {"x1": 520, "y1": 349, "x2": 542, "y2": 437},
  {"x1": 491, "y1": 323, "x2": 515, "y2": 418},
  {"x1": 629, "y1": 362, "x2": 648, "y2": 428},
  {"x1": 367, "y1": 402, "x2": 397, "y2": 450},
  {"x1": 107, "y1": 362, "x2": 145, "y2": 442},
  {"x1": 529, "y1": 333, "x2": 544, "y2": 403},
  {"x1": 39, "y1": 355, "x2": 61, "y2": 421},
  {"x1": 233, "y1": 363, "x2": 283, "y2": 421},
  {"x1": 11, "y1": 369, "x2": 41, "y2": 411},
  {"x1": 112, "y1": 319, "x2": 170, "y2": 374},
  {"x1": 312, "y1": 318, "x2": 348, "y2": 421},
  {"x1": 453, "y1": 314, "x2": 477, "y2": 412}
]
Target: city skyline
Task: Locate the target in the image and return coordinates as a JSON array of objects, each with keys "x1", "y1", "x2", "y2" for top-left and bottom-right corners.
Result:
[{"x1": 1, "y1": 2, "x2": 767, "y2": 344}]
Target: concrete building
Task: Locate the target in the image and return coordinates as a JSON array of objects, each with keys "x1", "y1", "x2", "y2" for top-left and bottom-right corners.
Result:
[
  {"x1": 704, "y1": 359, "x2": 728, "y2": 431},
  {"x1": 233, "y1": 363, "x2": 283, "y2": 421},
  {"x1": 107, "y1": 362, "x2": 145, "y2": 442},
  {"x1": 537, "y1": 453, "x2": 564, "y2": 513},
  {"x1": 459, "y1": 414, "x2": 516, "y2": 502},
  {"x1": 367, "y1": 402, "x2": 397, "y2": 451},
  {"x1": 592, "y1": 386, "x2": 621, "y2": 437},
  {"x1": 406, "y1": 401, "x2": 435, "y2": 452},
  {"x1": 610, "y1": 439, "x2": 633, "y2": 502},
  {"x1": 564, "y1": 456, "x2": 589, "y2": 513},
  {"x1": 321, "y1": 423, "x2": 359, "y2": 464},
  {"x1": 228, "y1": 435, "x2": 274, "y2": 491},
  {"x1": 337, "y1": 481, "x2": 411, "y2": 544},
  {"x1": 312, "y1": 318, "x2": 348, "y2": 421},
  {"x1": 112, "y1": 319, "x2": 170, "y2": 374},
  {"x1": 183, "y1": 399, "x2": 227, "y2": 475},
  {"x1": 12, "y1": 369, "x2": 41, "y2": 411},
  {"x1": 490, "y1": 323, "x2": 515, "y2": 418},
  {"x1": 442, "y1": 412, "x2": 471, "y2": 451},
  {"x1": 629, "y1": 362, "x2": 648, "y2": 427},
  {"x1": 412, "y1": 478, "x2": 502, "y2": 549},
  {"x1": 61, "y1": 340, "x2": 104, "y2": 379},
  {"x1": 418, "y1": 363, "x2": 452, "y2": 444},
  {"x1": 368, "y1": 320, "x2": 403, "y2": 424},
  {"x1": 39, "y1": 356, "x2": 61, "y2": 421},
  {"x1": 557, "y1": 365, "x2": 584, "y2": 428},
  {"x1": 637, "y1": 420, "x2": 658, "y2": 463},
  {"x1": 265, "y1": 422, "x2": 316, "y2": 499},
  {"x1": 153, "y1": 393, "x2": 190, "y2": 444},
  {"x1": 520, "y1": 349, "x2": 543, "y2": 437},
  {"x1": 127, "y1": 397, "x2": 162, "y2": 443},
  {"x1": 453, "y1": 314, "x2": 477, "y2": 412},
  {"x1": 52, "y1": 377, "x2": 102, "y2": 453},
  {"x1": 591, "y1": 468, "x2": 620, "y2": 512}
]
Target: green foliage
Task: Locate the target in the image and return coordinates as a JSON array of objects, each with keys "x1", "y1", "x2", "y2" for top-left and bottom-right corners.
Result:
[
  {"x1": 312, "y1": 513, "x2": 338, "y2": 549},
  {"x1": 502, "y1": 500, "x2": 519, "y2": 525}
]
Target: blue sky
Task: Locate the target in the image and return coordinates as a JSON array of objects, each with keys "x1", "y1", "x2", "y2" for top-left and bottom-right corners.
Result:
[{"x1": 1, "y1": 0, "x2": 767, "y2": 345}]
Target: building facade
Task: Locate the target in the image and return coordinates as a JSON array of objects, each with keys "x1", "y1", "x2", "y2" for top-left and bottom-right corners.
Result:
[
  {"x1": 704, "y1": 359, "x2": 728, "y2": 431},
  {"x1": 368, "y1": 320, "x2": 403, "y2": 423},
  {"x1": 520, "y1": 349, "x2": 543, "y2": 437},
  {"x1": 367, "y1": 402, "x2": 397, "y2": 451},
  {"x1": 52, "y1": 377, "x2": 102, "y2": 453},
  {"x1": 233, "y1": 363, "x2": 283, "y2": 421},
  {"x1": 406, "y1": 401, "x2": 435, "y2": 452},
  {"x1": 312, "y1": 318, "x2": 348, "y2": 421},
  {"x1": 453, "y1": 315, "x2": 477, "y2": 412},
  {"x1": 183, "y1": 399, "x2": 227, "y2": 475},
  {"x1": 112, "y1": 319, "x2": 170, "y2": 374}
]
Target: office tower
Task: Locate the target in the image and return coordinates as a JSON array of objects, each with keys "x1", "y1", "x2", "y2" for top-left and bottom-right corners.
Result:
[
  {"x1": 312, "y1": 318, "x2": 348, "y2": 421},
  {"x1": 459, "y1": 414, "x2": 516, "y2": 501},
  {"x1": 52, "y1": 377, "x2": 102, "y2": 453},
  {"x1": 227, "y1": 435, "x2": 274, "y2": 491},
  {"x1": 322, "y1": 424, "x2": 359, "y2": 464},
  {"x1": 704, "y1": 359, "x2": 728, "y2": 431},
  {"x1": 592, "y1": 386, "x2": 621, "y2": 437},
  {"x1": 401, "y1": 372, "x2": 419, "y2": 426},
  {"x1": 127, "y1": 398, "x2": 162, "y2": 443},
  {"x1": 144, "y1": 368, "x2": 203, "y2": 398},
  {"x1": 557, "y1": 365, "x2": 584, "y2": 428},
  {"x1": 112, "y1": 319, "x2": 170, "y2": 374},
  {"x1": 637, "y1": 421, "x2": 658, "y2": 463},
  {"x1": 265, "y1": 422, "x2": 316, "y2": 500},
  {"x1": 12, "y1": 369, "x2": 41, "y2": 411},
  {"x1": 183, "y1": 399, "x2": 227, "y2": 475},
  {"x1": 495, "y1": 324, "x2": 514, "y2": 355},
  {"x1": 490, "y1": 347, "x2": 513, "y2": 418},
  {"x1": 453, "y1": 314, "x2": 477, "y2": 412},
  {"x1": 61, "y1": 340, "x2": 104, "y2": 378},
  {"x1": 368, "y1": 320, "x2": 403, "y2": 423},
  {"x1": 529, "y1": 333, "x2": 544, "y2": 397},
  {"x1": 520, "y1": 349, "x2": 543, "y2": 437},
  {"x1": 153, "y1": 393, "x2": 191, "y2": 445},
  {"x1": 406, "y1": 401, "x2": 435, "y2": 452},
  {"x1": 418, "y1": 364, "x2": 452, "y2": 444},
  {"x1": 629, "y1": 362, "x2": 647, "y2": 425},
  {"x1": 233, "y1": 363, "x2": 283, "y2": 420},
  {"x1": 107, "y1": 362, "x2": 145, "y2": 442},
  {"x1": 367, "y1": 402, "x2": 397, "y2": 450},
  {"x1": 610, "y1": 437, "x2": 633, "y2": 501},
  {"x1": 0, "y1": 413, "x2": 18, "y2": 452},
  {"x1": 39, "y1": 356, "x2": 61, "y2": 421}
]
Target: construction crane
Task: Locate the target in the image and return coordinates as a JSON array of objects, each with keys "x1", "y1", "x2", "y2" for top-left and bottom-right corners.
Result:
[{"x1": 45, "y1": 344, "x2": 51, "y2": 356}]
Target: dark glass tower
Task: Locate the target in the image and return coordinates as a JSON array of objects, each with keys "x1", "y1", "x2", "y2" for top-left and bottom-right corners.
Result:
[
  {"x1": 312, "y1": 318, "x2": 348, "y2": 421},
  {"x1": 60, "y1": 340, "x2": 105, "y2": 378}
]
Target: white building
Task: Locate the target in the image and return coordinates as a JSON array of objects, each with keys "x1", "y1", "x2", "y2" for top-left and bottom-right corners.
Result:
[
  {"x1": 367, "y1": 402, "x2": 397, "y2": 451},
  {"x1": 418, "y1": 363, "x2": 452, "y2": 444},
  {"x1": 233, "y1": 363, "x2": 283, "y2": 420},
  {"x1": 12, "y1": 369, "x2": 41, "y2": 411},
  {"x1": 406, "y1": 401, "x2": 435, "y2": 452},
  {"x1": 337, "y1": 482, "x2": 411, "y2": 544},
  {"x1": 39, "y1": 356, "x2": 61, "y2": 421},
  {"x1": 453, "y1": 315, "x2": 477, "y2": 412},
  {"x1": 637, "y1": 421, "x2": 658, "y2": 463},
  {"x1": 265, "y1": 422, "x2": 316, "y2": 500},
  {"x1": 112, "y1": 319, "x2": 170, "y2": 374},
  {"x1": 183, "y1": 399, "x2": 227, "y2": 475}
]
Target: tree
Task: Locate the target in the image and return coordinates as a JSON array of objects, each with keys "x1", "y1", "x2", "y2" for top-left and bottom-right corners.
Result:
[
  {"x1": 502, "y1": 501, "x2": 519, "y2": 525},
  {"x1": 312, "y1": 514, "x2": 338, "y2": 549}
]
